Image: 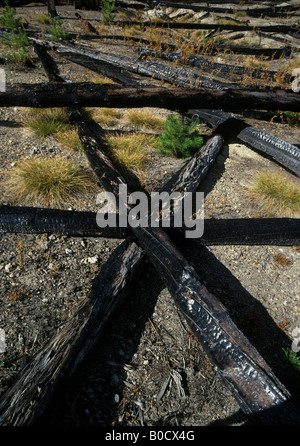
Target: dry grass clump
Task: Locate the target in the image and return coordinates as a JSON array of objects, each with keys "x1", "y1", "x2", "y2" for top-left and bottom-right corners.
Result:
[
  {"x1": 55, "y1": 129, "x2": 83, "y2": 152},
  {"x1": 105, "y1": 133, "x2": 157, "y2": 173},
  {"x1": 23, "y1": 108, "x2": 72, "y2": 137},
  {"x1": 4, "y1": 157, "x2": 96, "y2": 207},
  {"x1": 247, "y1": 171, "x2": 300, "y2": 217},
  {"x1": 124, "y1": 109, "x2": 166, "y2": 130},
  {"x1": 91, "y1": 107, "x2": 121, "y2": 126}
]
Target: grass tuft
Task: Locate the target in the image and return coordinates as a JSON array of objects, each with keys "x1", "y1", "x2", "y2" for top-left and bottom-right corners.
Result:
[
  {"x1": 24, "y1": 108, "x2": 72, "y2": 137},
  {"x1": 4, "y1": 157, "x2": 96, "y2": 206},
  {"x1": 105, "y1": 133, "x2": 156, "y2": 173},
  {"x1": 247, "y1": 171, "x2": 300, "y2": 217},
  {"x1": 124, "y1": 109, "x2": 166, "y2": 131},
  {"x1": 91, "y1": 107, "x2": 120, "y2": 126}
]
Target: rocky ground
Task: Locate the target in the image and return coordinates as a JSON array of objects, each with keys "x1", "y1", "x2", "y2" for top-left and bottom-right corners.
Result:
[{"x1": 0, "y1": 2, "x2": 299, "y2": 428}]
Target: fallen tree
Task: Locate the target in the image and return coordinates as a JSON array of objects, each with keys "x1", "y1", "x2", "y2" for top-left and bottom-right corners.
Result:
[
  {"x1": 138, "y1": 48, "x2": 292, "y2": 85},
  {"x1": 1, "y1": 204, "x2": 299, "y2": 246},
  {"x1": 116, "y1": 19, "x2": 299, "y2": 34},
  {"x1": 188, "y1": 109, "x2": 300, "y2": 176},
  {"x1": 0, "y1": 82, "x2": 299, "y2": 111}
]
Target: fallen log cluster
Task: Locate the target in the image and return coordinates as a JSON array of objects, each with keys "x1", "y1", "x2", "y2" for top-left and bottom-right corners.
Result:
[{"x1": 0, "y1": 16, "x2": 300, "y2": 427}]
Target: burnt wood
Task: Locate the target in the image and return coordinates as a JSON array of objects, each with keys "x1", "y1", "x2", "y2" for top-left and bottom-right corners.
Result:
[
  {"x1": 1, "y1": 204, "x2": 299, "y2": 246},
  {"x1": 0, "y1": 83, "x2": 299, "y2": 112},
  {"x1": 71, "y1": 110, "x2": 300, "y2": 425}
]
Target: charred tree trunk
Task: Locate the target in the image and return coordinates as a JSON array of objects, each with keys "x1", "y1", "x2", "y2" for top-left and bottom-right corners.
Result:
[
  {"x1": 189, "y1": 109, "x2": 300, "y2": 176},
  {"x1": 0, "y1": 83, "x2": 299, "y2": 112},
  {"x1": 1, "y1": 204, "x2": 299, "y2": 246},
  {"x1": 0, "y1": 237, "x2": 146, "y2": 425},
  {"x1": 116, "y1": 19, "x2": 298, "y2": 35},
  {"x1": 138, "y1": 49, "x2": 292, "y2": 85},
  {"x1": 47, "y1": 0, "x2": 58, "y2": 18}
]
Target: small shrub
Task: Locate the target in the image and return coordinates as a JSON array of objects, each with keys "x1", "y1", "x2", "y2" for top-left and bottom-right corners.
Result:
[
  {"x1": 101, "y1": 0, "x2": 115, "y2": 25},
  {"x1": 283, "y1": 348, "x2": 300, "y2": 373},
  {"x1": 5, "y1": 157, "x2": 96, "y2": 206},
  {"x1": 158, "y1": 115, "x2": 203, "y2": 158},
  {"x1": 48, "y1": 17, "x2": 69, "y2": 42},
  {"x1": 284, "y1": 111, "x2": 300, "y2": 127},
  {"x1": 0, "y1": 1, "x2": 30, "y2": 64},
  {"x1": 1, "y1": 30, "x2": 30, "y2": 64},
  {"x1": 0, "y1": 0, "x2": 21, "y2": 30}
]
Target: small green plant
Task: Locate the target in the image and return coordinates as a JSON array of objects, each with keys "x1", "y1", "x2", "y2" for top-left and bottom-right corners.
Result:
[
  {"x1": 284, "y1": 111, "x2": 300, "y2": 127},
  {"x1": 101, "y1": 0, "x2": 115, "y2": 25},
  {"x1": 158, "y1": 115, "x2": 203, "y2": 158},
  {"x1": 283, "y1": 348, "x2": 300, "y2": 373},
  {"x1": 0, "y1": 0, "x2": 21, "y2": 30},
  {"x1": 0, "y1": 1, "x2": 30, "y2": 64},
  {"x1": 1, "y1": 29, "x2": 30, "y2": 64},
  {"x1": 48, "y1": 17, "x2": 68, "y2": 42}
]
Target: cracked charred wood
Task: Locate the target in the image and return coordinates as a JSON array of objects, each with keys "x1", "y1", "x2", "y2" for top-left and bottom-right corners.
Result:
[
  {"x1": 142, "y1": 1, "x2": 299, "y2": 16},
  {"x1": 138, "y1": 48, "x2": 292, "y2": 85},
  {"x1": 189, "y1": 109, "x2": 300, "y2": 176},
  {"x1": 117, "y1": 19, "x2": 299, "y2": 35},
  {"x1": 1, "y1": 204, "x2": 299, "y2": 246},
  {"x1": 0, "y1": 236, "x2": 146, "y2": 426},
  {"x1": 1, "y1": 83, "x2": 300, "y2": 112},
  {"x1": 72, "y1": 111, "x2": 300, "y2": 425},
  {"x1": 51, "y1": 44, "x2": 230, "y2": 89}
]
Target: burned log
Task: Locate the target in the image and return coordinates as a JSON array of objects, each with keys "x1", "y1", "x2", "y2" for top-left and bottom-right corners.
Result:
[
  {"x1": 0, "y1": 83, "x2": 300, "y2": 112},
  {"x1": 0, "y1": 237, "x2": 146, "y2": 425},
  {"x1": 116, "y1": 19, "x2": 299, "y2": 35},
  {"x1": 49, "y1": 43, "x2": 231, "y2": 89},
  {"x1": 1, "y1": 204, "x2": 299, "y2": 246},
  {"x1": 138, "y1": 48, "x2": 292, "y2": 85},
  {"x1": 189, "y1": 109, "x2": 300, "y2": 176},
  {"x1": 0, "y1": 130, "x2": 223, "y2": 426},
  {"x1": 71, "y1": 110, "x2": 300, "y2": 425}
]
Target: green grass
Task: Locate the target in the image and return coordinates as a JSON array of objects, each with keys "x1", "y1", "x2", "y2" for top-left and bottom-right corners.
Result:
[
  {"x1": 24, "y1": 108, "x2": 72, "y2": 137},
  {"x1": 5, "y1": 157, "x2": 96, "y2": 206},
  {"x1": 283, "y1": 348, "x2": 300, "y2": 373},
  {"x1": 247, "y1": 171, "x2": 300, "y2": 217}
]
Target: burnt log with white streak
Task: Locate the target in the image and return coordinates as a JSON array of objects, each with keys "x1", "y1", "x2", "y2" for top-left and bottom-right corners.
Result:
[
  {"x1": 1, "y1": 204, "x2": 299, "y2": 246},
  {"x1": 72, "y1": 111, "x2": 300, "y2": 425},
  {"x1": 0, "y1": 83, "x2": 299, "y2": 112},
  {"x1": 188, "y1": 109, "x2": 300, "y2": 176}
]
